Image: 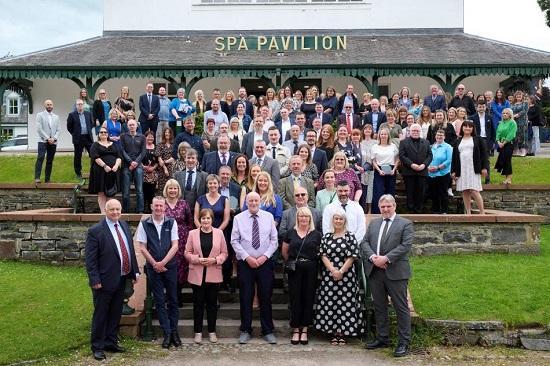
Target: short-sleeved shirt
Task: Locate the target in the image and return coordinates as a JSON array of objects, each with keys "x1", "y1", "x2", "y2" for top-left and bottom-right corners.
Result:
[{"x1": 136, "y1": 216, "x2": 179, "y2": 244}]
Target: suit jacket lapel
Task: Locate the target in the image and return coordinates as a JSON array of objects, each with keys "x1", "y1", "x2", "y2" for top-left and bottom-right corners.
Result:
[
  {"x1": 381, "y1": 216, "x2": 399, "y2": 250},
  {"x1": 103, "y1": 219, "x2": 122, "y2": 262}
]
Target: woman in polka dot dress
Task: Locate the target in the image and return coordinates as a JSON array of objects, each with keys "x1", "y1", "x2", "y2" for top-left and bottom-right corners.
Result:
[{"x1": 314, "y1": 208, "x2": 364, "y2": 345}]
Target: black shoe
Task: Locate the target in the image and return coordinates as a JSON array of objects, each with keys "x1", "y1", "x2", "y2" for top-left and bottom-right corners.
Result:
[
  {"x1": 104, "y1": 344, "x2": 125, "y2": 353},
  {"x1": 162, "y1": 335, "x2": 171, "y2": 349},
  {"x1": 93, "y1": 351, "x2": 106, "y2": 360},
  {"x1": 394, "y1": 344, "x2": 409, "y2": 357},
  {"x1": 366, "y1": 339, "x2": 390, "y2": 349},
  {"x1": 171, "y1": 331, "x2": 182, "y2": 347}
]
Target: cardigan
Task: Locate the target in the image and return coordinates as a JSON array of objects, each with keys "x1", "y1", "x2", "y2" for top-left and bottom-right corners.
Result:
[{"x1": 451, "y1": 136, "x2": 489, "y2": 177}]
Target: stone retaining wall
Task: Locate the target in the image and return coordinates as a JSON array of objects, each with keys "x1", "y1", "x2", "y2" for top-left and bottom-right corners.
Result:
[
  {"x1": 0, "y1": 184, "x2": 74, "y2": 212},
  {"x1": 0, "y1": 209, "x2": 142, "y2": 263},
  {"x1": 0, "y1": 209, "x2": 543, "y2": 263},
  {"x1": 482, "y1": 185, "x2": 550, "y2": 219}
]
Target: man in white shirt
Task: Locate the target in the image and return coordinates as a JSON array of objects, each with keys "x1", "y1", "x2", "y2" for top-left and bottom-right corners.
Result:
[
  {"x1": 322, "y1": 180, "x2": 366, "y2": 243},
  {"x1": 266, "y1": 126, "x2": 291, "y2": 177},
  {"x1": 278, "y1": 108, "x2": 293, "y2": 141},
  {"x1": 136, "y1": 196, "x2": 180, "y2": 349}
]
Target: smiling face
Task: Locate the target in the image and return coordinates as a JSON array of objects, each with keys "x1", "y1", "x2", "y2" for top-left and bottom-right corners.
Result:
[
  {"x1": 200, "y1": 213, "x2": 213, "y2": 229},
  {"x1": 337, "y1": 126, "x2": 348, "y2": 140},
  {"x1": 105, "y1": 199, "x2": 122, "y2": 222},
  {"x1": 151, "y1": 197, "x2": 166, "y2": 218},
  {"x1": 236, "y1": 156, "x2": 247, "y2": 172},
  {"x1": 332, "y1": 214, "x2": 346, "y2": 231},
  {"x1": 207, "y1": 177, "x2": 219, "y2": 193},
  {"x1": 250, "y1": 165, "x2": 261, "y2": 180},
  {"x1": 294, "y1": 186, "x2": 308, "y2": 207},
  {"x1": 324, "y1": 171, "x2": 335, "y2": 187},
  {"x1": 166, "y1": 184, "x2": 180, "y2": 199},
  {"x1": 379, "y1": 198, "x2": 396, "y2": 219},
  {"x1": 256, "y1": 174, "x2": 269, "y2": 193},
  {"x1": 298, "y1": 147, "x2": 309, "y2": 161}
]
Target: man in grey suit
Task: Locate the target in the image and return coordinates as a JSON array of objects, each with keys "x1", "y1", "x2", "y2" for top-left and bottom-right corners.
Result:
[
  {"x1": 278, "y1": 186, "x2": 322, "y2": 241},
  {"x1": 249, "y1": 140, "x2": 280, "y2": 190},
  {"x1": 278, "y1": 155, "x2": 315, "y2": 210},
  {"x1": 173, "y1": 148, "x2": 207, "y2": 211},
  {"x1": 362, "y1": 194, "x2": 413, "y2": 357},
  {"x1": 34, "y1": 99, "x2": 61, "y2": 183},
  {"x1": 241, "y1": 116, "x2": 269, "y2": 159}
]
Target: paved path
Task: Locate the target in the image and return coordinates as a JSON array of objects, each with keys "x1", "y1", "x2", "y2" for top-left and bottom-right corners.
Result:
[{"x1": 128, "y1": 341, "x2": 550, "y2": 366}]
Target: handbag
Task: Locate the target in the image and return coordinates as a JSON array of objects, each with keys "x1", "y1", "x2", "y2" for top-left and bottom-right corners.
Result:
[
  {"x1": 284, "y1": 235, "x2": 307, "y2": 273},
  {"x1": 104, "y1": 171, "x2": 118, "y2": 197}
]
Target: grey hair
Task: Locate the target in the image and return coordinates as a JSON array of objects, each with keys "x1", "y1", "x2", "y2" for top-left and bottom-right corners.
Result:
[
  {"x1": 378, "y1": 194, "x2": 396, "y2": 205},
  {"x1": 328, "y1": 207, "x2": 348, "y2": 233},
  {"x1": 177, "y1": 88, "x2": 186, "y2": 95}
]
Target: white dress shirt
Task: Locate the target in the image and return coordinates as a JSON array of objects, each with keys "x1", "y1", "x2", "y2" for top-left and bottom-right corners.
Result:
[{"x1": 322, "y1": 199, "x2": 366, "y2": 243}]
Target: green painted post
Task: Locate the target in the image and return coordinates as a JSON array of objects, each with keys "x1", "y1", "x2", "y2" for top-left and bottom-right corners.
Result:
[{"x1": 142, "y1": 265, "x2": 154, "y2": 341}]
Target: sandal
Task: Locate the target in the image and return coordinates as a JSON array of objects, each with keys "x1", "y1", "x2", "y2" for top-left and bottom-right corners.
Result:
[
  {"x1": 291, "y1": 330, "x2": 300, "y2": 345},
  {"x1": 330, "y1": 336, "x2": 339, "y2": 345}
]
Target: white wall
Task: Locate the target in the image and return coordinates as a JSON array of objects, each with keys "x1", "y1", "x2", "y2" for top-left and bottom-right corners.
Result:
[{"x1": 104, "y1": 0, "x2": 463, "y2": 32}]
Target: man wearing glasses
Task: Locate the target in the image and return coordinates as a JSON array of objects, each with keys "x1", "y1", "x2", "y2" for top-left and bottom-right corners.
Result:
[
  {"x1": 448, "y1": 84, "x2": 476, "y2": 116},
  {"x1": 278, "y1": 186, "x2": 322, "y2": 241},
  {"x1": 338, "y1": 102, "x2": 362, "y2": 134}
]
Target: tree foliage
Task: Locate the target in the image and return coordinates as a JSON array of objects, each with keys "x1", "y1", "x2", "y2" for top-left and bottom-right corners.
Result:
[{"x1": 539, "y1": 0, "x2": 550, "y2": 27}]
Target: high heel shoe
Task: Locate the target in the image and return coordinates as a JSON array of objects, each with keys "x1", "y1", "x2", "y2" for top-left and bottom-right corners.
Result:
[
  {"x1": 291, "y1": 330, "x2": 300, "y2": 345},
  {"x1": 300, "y1": 329, "x2": 308, "y2": 345}
]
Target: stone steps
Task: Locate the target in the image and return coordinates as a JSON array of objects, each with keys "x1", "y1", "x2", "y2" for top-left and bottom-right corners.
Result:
[
  {"x1": 154, "y1": 303, "x2": 290, "y2": 320},
  {"x1": 152, "y1": 319, "x2": 292, "y2": 338}
]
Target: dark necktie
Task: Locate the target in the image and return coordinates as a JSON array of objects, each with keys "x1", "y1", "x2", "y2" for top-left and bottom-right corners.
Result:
[
  {"x1": 186, "y1": 170, "x2": 194, "y2": 191},
  {"x1": 380, "y1": 218, "x2": 391, "y2": 244},
  {"x1": 251, "y1": 214, "x2": 260, "y2": 250},
  {"x1": 272, "y1": 146, "x2": 276, "y2": 159},
  {"x1": 293, "y1": 140, "x2": 298, "y2": 155},
  {"x1": 257, "y1": 158, "x2": 263, "y2": 167},
  {"x1": 341, "y1": 203, "x2": 347, "y2": 211},
  {"x1": 221, "y1": 153, "x2": 227, "y2": 165},
  {"x1": 114, "y1": 223, "x2": 130, "y2": 275}
]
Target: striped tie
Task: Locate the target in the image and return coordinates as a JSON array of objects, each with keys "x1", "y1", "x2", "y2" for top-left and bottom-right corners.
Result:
[{"x1": 251, "y1": 214, "x2": 260, "y2": 250}]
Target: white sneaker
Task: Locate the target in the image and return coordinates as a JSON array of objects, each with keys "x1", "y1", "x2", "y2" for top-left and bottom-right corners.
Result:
[
  {"x1": 194, "y1": 332, "x2": 202, "y2": 344},
  {"x1": 447, "y1": 188, "x2": 454, "y2": 197},
  {"x1": 209, "y1": 332, "x2": 218, "y2": 343}
]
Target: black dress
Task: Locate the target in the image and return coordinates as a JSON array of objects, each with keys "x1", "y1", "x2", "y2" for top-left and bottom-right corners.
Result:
[{"x1": 88, "y1": 142, "x2": 121, "y2": 195}]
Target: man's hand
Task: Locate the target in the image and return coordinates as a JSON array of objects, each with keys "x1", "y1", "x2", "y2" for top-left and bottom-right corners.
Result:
[
  {"x1": 256, "y1": 255, "x2": 267, "y2": 267},
  {"x1": 92, "y1": 283, "x2": 102, "y2": 290},
  {"x1": 372, "y1": 255, "x2": 389, "y2": 269},
  {"x1": 148, "y1": 114, "x2": 154, "y2": 120},
  {"x1": 246, "y1": 256, "x2": 258, "y2": 268}
]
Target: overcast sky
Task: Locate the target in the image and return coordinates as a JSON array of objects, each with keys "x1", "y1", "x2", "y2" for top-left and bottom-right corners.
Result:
[{"x1": 1, "y1": 0, "x2": 550, "y2": 56}]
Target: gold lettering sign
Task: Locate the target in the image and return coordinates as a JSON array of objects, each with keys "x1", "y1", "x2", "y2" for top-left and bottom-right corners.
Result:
[{"x1": 214, "y1": 36, "x2": 347, "y2": 51}]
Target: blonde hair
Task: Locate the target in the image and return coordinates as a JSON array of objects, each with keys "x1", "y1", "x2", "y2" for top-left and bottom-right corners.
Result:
[
  {"x1": 330, "y1": 151, "x2": 350, "y2": 170},
  {"x1": 163, "y1": 179, "x2": 182, "y2": 199},
  {"x1": 253, "y1": 171, "x2": 277, "y2": 207},
  {"x1": 294, "y1": 206, "x2": 316, "y2": 233}
]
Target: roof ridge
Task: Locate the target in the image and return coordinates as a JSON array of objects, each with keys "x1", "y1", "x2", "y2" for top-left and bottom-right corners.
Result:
[{"x1": 462, "y1": 33, "x2": 550, "y2": 56}]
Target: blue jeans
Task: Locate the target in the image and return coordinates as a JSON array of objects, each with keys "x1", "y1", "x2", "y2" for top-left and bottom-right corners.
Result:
[
  {"x1": 122, "y1": 166, "x2": 144, "y2": 213},
  {"x1": 371, "y1": 169, "x2": 396, "y2": 214},
  {"x1": 34, "y1": 142, "x2": 57, "y2": 181}
]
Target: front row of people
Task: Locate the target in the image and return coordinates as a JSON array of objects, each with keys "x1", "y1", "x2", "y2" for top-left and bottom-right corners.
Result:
[{"x1": 86, "y1": 190, "x2": 413, "y2": 359}]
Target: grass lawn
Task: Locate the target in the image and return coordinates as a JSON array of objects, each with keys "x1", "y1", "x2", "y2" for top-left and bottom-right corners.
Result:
[
  {"x1": 0, "y1": 154, "x2": 90, "y2": 184},
  {"x1": 410, "y1": 225, "x2": 550, "y2": 326},
  {"x1": 488, "y1": 156, "x2": 550, "y2": 185},
  {"x1": 0, "y1": 154, "x2": 549, "y2": 185}
]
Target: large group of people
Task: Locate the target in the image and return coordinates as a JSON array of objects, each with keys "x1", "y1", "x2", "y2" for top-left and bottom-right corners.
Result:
[{"x1": 72, "y1": 81, "x2": 545, "y2": 360}]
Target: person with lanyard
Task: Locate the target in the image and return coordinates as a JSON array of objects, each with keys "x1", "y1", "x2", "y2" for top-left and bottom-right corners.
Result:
[{"x1": 136, "y1": 196, "x2": 180, "y2": 349}]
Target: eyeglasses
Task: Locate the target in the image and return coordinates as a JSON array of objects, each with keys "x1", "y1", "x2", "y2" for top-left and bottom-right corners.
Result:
[
  {"x1": 99, "y1": 131, "x2": 108, "y2": 134},
  {"x1": 345, "y1": 106, "x2": 352, "y2": 109},
  {"x1": 294, "y1": 193, "x2": 306, "y2": 197}
]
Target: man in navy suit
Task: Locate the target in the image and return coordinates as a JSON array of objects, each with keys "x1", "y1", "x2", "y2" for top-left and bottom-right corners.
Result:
[
  {"x1": 338, "y1": 102, "x2": 362, "y2": 132},
  {"x1": 201, "y1": 135, "x2": 236, "y2": 174},
  {"x1": 305, "y1": 129, "x2": 328, "y2": 175},
  {"x1": 85, "y1": 199, "x2": 140, "y2": 361},
  {"x1": 363, "y1": 99, "x2": 387, "y2": 133},
  {"x1": 230, "y1": 87, "x2": 254, "y2": 117},
  {"x1": 307, "y1": 103, "x2": 333, "y2": 127},
  {"x1": 423, "y1": 85, "x2": 447, "y2": 113},
  {"x1": 241, "y1": 116, "x2": 269, "y2": 158},
  {"x1": 138, "y1": 83, "x2": 160, "y2": 136},
  {"x1": 67, "y1": 99, "x2": 94, "y2": 179}
]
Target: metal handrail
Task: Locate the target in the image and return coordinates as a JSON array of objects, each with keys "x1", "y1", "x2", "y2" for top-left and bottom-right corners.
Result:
[
  {"x1": 359, "y1": 259, "x2": 375, "y2": 342},
  {"x1": 141, "y1": 265, "x2": 154, "y2": 341}
]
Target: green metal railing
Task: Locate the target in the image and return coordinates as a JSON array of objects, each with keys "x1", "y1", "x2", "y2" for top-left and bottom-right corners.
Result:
[
  {"x1": 359, "y1": 259, "x2": 375, "y2": 342},
  {"x1": 141, "y1": 265, "x2": 154, "y2": 341}
]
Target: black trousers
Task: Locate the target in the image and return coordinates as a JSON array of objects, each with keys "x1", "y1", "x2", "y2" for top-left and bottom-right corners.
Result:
[
  {"x1": 147, "y1": 266, "x2": 179, "y2": 336},
  {"x1": 143, "y1": 182, "x2": 156, "y2": 212},
  {"x1": 495, "y1": 142, "x2": 514, "y2": 176},
  {"x1": 428, "y1": 174, "x2": 450, "y2": 214},
  {"x1": 34, "y1": 142, "x2": 57, "y2": 181},
  {"x1": 191, "y1": 282, "x2": 220, "y2": 333},
  {"x1": 238, "y1": 259, "x2": 274, "y2": 335},
  {"x1": 141, "y1": 119, "x2": 158, "y2": 137},
  {"x1": 403, "y1": 175, "x2": 426, "y2": 213},
  {"x1": 368, "y1": 267, "x2": 411, "y2": 346},
  {"x1": 73, "y1": 135, "x2": 93, "y2": 176},
  {"x1": 287, "y1": 260, "x2": 318, "y2": 328},
  {"x1": 90, "y1": 277, "x2": 125, "y2": 352}
]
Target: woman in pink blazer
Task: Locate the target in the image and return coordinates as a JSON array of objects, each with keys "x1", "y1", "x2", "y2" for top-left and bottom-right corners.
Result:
[{"x1": 184, "y1": 208, "x2": 228, "y2": 344}]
